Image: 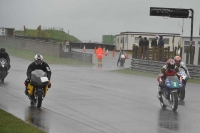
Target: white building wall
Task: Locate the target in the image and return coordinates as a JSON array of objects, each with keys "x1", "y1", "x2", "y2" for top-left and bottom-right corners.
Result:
[
  {"x1": 181, "y1": 36, "x2": 200, "y2": 65},
  {"x1": 0, "y1": 28, "x2": 5, "y2": 36}
]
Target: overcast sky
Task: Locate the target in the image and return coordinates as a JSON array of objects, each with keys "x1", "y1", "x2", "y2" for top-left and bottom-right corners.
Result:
[{"x1": 1, "y1": 0, "x2": 200, "y2": 42}]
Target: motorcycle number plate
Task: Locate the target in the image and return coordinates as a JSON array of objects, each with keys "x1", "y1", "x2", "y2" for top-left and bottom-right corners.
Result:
[{"x1": 41, "y1": 77, "x2": 49, "y2": 82}]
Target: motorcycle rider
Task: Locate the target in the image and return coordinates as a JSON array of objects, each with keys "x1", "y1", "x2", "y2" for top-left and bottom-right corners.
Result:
[
  {"x1": 157, "y1": 59, "x2": 181, "y2": 99},
  {"x1": 174, "y1": 56, "x2": 190, "y2": 78},
  {"x1": 117, "y1": 48, "x2": 126, "y2": 66},
  {"x1": 24, "y1": 54, "x2": 51, "y2": 97},
  {"x1": 0, "y1": 48, "x2": 11, "y2": 70}
]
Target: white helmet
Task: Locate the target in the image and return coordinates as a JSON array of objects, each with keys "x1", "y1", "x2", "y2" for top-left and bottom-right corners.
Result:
[{"x1": 34, "y1": 54, "x2": 43, "y2": 65}]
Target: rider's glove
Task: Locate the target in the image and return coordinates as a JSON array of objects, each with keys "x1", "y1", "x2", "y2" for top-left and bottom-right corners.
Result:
[
  {"x1": 48, "y1": 81, "x2": 51, "y2": 88},
  {"x1": 24, "y1": 78, "x2": 30, "y2": 86}
]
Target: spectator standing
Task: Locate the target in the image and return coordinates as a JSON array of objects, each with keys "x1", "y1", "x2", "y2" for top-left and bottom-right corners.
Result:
[
  {"x1": 158, "y1": 35, "x2": 165, "y2": 61},
  {"x1": 151, "y1": 36, "x2": 158, "y2": 47},
  {"x1": 138, "y1": 36, "x2": 144, "y2": 59},
  {"x1": 143, "y1": 37, "x2": 149, "y2": 59}
]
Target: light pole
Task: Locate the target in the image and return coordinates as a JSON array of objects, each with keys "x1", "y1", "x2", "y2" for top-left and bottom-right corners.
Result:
[{"x1": 189, "y1": 9, "x2": 194, "y2": 64}]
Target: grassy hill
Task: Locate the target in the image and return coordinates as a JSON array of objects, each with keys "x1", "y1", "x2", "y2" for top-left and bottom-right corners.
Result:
[{"x1": 15, "y1": 29, "x2": 81, "y2": 43}]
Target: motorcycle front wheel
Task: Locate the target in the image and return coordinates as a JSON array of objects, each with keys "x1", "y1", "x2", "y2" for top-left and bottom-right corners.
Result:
[
  {"x1": 170, "y1": 92, "x2": 178, "y2": 111},
  {"x1": 35, "y1": 91, "x2": 43, "y2": 108}
]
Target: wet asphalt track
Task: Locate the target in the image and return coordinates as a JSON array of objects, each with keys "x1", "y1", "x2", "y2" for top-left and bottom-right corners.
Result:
[{"x1": 0, "y1": 50, "x2": 200, "y2": 133}]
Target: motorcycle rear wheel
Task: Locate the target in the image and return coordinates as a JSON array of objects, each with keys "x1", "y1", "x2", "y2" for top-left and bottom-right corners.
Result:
[
  {"x1": 1, "y1": 77, "x2": 4, "y2": 82},
  {"x1": 179, "y1": 84, "x2": 185, "y2": 101}
]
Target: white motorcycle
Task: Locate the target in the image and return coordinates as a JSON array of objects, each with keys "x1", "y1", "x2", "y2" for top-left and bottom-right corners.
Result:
[{"x1": 119, "y1": 54, "x2": 126, "y2": 67}]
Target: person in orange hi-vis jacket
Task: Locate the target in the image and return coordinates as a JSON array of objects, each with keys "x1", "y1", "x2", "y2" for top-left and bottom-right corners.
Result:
[{"x1": 95, "y1": 46, "x2": 107, "y2": 67}]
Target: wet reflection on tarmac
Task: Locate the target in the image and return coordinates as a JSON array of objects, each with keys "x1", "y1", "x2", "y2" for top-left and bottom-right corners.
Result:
[
  {"x1": 158, "y1": 108, "x2": 179, "y2": 132},
  {"x1": 24, "y1": 106, "x2": 49, "y2": 132}
]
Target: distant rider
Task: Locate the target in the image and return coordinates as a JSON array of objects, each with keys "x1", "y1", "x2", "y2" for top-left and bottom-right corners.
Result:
[
  {"x1": 174, "y1": 56, "x2": 190, "y2": 78},
  {"x1": 117, "y1": 48, "x2": 126, "y2": 66},
  {"x1": 24, "y1": 54, "x2": 52, "y2": 96},
  {"x1": 157, "y1": 59, "x2": 181, "y2": 99},
  {"x1": 0, "y1": 48, "x2": 11, "y2": 70}
]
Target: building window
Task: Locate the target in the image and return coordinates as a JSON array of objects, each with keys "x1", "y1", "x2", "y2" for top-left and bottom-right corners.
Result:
[
  {"x1": 135, "y1": 37, "x2": 139, "y2": 43},
  {"x1": 184, "y1": 41, "x2": 195, "y2": 53},
  {"x1": 2, "y1": 29, "x2": 4, "y2": 31},
  {"x1": 131, "y1": 35, "x2": 134, "y2": 37},
  {"x1": 121, "y1": 37, "x2": 123, "y2": 43},
  {"x1": 117, "y1": 37, "x2": 119, "y2": 43},
  {"x1": 164, "y1": 38, "x2": 169, "y2": 44}
]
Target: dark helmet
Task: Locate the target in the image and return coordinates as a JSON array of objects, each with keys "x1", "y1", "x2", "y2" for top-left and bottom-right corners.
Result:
[
  {"x1": 166, "y1": 59, "x2": 175, "y2": 70},
  {"x1": 34, "y1": 54, "x2": 43, "y2": 65},
  {"x1": 0, "y1": 48, "x2": 6, "y2": 52}
]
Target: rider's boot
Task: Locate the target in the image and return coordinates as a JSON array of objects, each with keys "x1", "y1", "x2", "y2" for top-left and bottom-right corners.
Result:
[
  {"x1": 24, "y1": 87, "x2": 28, "y2": 96},
  {"x1": 157, "y1": 85, "x2": 162, "y2": 100}
]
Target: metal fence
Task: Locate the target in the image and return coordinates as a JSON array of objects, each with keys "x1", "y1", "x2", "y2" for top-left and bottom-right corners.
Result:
[{"x1": 131, "y1": 58, "x2": 200, "y2": 79}]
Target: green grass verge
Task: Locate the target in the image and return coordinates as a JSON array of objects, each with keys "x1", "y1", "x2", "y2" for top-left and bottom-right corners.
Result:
[
  {"x1": 111, "y1": 68, "x2": 200, "y2": 84},
  {"x1": 0, "y1": 108, "x2": 45, "y2": 133},
  {"x1": 0, "y1": 45, "x2": 93, "y2": 66},
  {"x1": 15, "y1": 29, "x2": 81, "y2": 43}
]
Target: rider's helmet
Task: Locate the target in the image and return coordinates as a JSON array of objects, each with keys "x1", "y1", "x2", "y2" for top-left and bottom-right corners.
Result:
[
  {"x1": 174, "y1": 56, "x2": 181, "y2": 66},
  {"x1": 34, "y1": 54, "x2": 43, "y2": 65},
  {"x1": 166, "y1": 59, "x2": 175, "y2": 72},
  {"x1": 0, "y1": 48, "x2": 6, "y2": 53}
]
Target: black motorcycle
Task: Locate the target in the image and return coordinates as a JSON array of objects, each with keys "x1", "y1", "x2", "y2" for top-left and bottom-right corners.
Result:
[
  {"x1": 27, "y1": 70, "x2": 49, "y2": 108},
  {"x1": 0, "y1": 58, "x2": 8, "y2": 82}
]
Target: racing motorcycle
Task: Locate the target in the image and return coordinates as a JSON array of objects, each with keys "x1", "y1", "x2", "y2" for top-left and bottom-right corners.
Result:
[
  {"x1": 158, "y1": 75, "x2": 182, "y2": 111},
  {"x1": 178, "y1": 67, "x2": 189, "y2": 101},
  {"x1": 0, "y1": 58, "x2": 8, "y2": 82},
  {"x1": 119, "y1": 54, "x2": 126, "y2": 67},
  {"x1": 26, "y1": 70, "x2": 50, "y2": 108}
]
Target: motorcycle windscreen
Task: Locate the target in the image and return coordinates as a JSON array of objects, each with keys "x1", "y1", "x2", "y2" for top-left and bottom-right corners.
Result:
[
  {"x1": 165, "y1": 76, "x2": 182, "y2": 89},
  {"x1": 120, "y1": 54, "x2": 125, "y2": 59},
  {"x1": 179, "y1": 68, "x2": 189, "y2": 81},
  {"x1": 0, "y1": 58, "x2": 8, "y2": 68},
  {"x1": 31, "y1": 70, "x2": 48, "y2": 85}
]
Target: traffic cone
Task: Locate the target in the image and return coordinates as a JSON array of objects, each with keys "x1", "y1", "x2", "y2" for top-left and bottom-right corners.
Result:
[
  {"x1": 112, "y1": 50, "x2": 115, "y2": 57},
  {"x1": 94, "y1": 47, "x2": 96, "y2": 53},
  {"x1": 126, "y1": 51, "x2": 129, "y2": 59},
  {"x1": 83, "y1": 45, "x2": 86, "y2": 52}
]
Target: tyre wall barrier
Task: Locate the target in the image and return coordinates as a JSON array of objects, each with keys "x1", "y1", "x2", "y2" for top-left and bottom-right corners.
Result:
[{"x1": 131, "y1": 58, "x2": 200, "y2": 79}]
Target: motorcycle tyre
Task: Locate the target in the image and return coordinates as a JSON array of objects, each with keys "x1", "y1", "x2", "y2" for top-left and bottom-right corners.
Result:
[
  {"x1": 171, "y1": 92, "x2": 178, "y2": 112},
  {"x1": 36, "y1": 91, "x2": 43, "y2": 108},
  {"x1": 179, "y1": 84, "x2": 185, "y2": 101}
]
